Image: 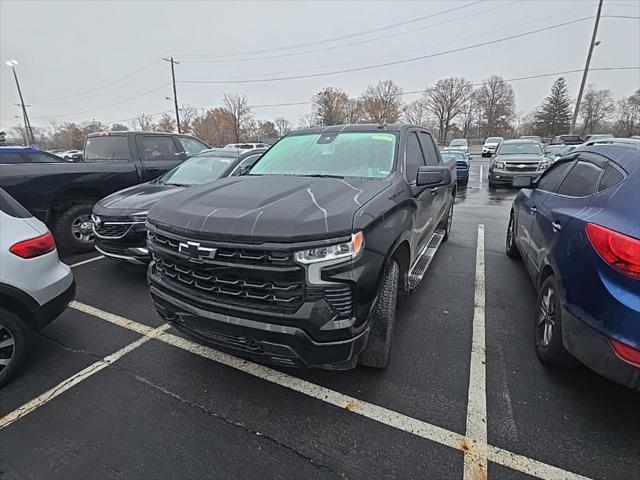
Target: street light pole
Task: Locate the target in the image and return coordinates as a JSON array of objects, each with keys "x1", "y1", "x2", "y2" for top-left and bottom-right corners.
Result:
[
  {"x1": 6, "y1": 60, "x2": 35, "y2": 145},
  {"x1": 569, "y1": 0, "x2": 603, "y2": 134},
  {"x1": 162, "y1": 56, "x2": 181, "y2": 134}
]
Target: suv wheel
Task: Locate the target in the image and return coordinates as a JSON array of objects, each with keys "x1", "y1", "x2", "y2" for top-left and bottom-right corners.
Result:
[
  {"x1": 506, "y1": 213, "x2": 519, "y2": 259},
  {"x1": 534, "y1": 275, "x2": 578, "y2": 367},
  {"x1": 54, "y1": 202, "x2": 95, "y2": 253},
  {"x1": 0, "y1": 308, "x2": 30, "y2": 388},
  {"x1": 358, "y1": 260, "x2": 399, "y2": 369}
]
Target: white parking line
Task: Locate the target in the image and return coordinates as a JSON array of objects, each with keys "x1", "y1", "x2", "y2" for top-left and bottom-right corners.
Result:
[
  {"x1": 0, "y1": 323, "x2": 169, "y2": 430},
  {"x1": 463, "y1": 224, "x2": 487, "y2": 480},
  {"x1": 65, "y1": 301, "x2": 593, "y2": 480},
  {"x1": 479, "y1": 165, "x2": 483, "y2": 189},
  {"x1": 68, "y1": 255, "x2": 104, "y2": 268}
]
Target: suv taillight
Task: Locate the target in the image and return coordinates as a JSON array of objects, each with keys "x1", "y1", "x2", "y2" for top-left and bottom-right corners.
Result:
[
  {"x1": 10, "y1": 232, "x2": 56, "y2": 259},
  {"x1": 586, "y1": 223, "x2": 640, "y2": 280}
]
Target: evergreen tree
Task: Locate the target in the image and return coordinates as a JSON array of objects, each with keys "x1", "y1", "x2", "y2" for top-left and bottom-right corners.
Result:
[{"x1": 534, "y1": 78, "x2": 572, "y2": 136}]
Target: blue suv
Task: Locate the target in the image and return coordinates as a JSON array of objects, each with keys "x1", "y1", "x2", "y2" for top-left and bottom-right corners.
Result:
[{"x1": 506, "y1": 141, "x2": 640, "y2": 389}]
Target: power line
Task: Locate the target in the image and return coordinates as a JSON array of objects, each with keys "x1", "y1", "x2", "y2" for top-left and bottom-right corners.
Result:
[
  {"x1": 176, "y1": 0, "x2": 484, "y2": 59},
  {"x1": 27, "y1": 61, "x2": 162, "y2": 104},
  {"x1": 178, "y1": 0, "x2": 520, "y2": 64},
  {"x1": 31, "y1": 83, "x2": 171, "y2": 119},
  {"x1": 179, "y1": 17, "x2": 604, "y2": 84}
]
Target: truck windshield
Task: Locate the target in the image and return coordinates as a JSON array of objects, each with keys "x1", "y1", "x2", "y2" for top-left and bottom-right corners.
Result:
[
  {"x1": 498, "y1": 143, "x2": 542, "y2": 155},
  {"x1": 157, "y1": 154, "x2": 236, "y2": 186},
  {"x1": 250, "y1": 132, "x2": 396, "y2": 179},
  {"x1": 84, "y1": 136, "x2": 130, "y2": 162}
]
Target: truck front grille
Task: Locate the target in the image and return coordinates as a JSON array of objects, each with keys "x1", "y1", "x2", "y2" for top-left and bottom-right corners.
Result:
[{"x1": 505, "y1": 163, "x2": 539, "y2": 172}]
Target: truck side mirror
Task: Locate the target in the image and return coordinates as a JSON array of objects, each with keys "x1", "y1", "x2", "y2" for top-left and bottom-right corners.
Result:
[{"x1": 416, "y1": 166, "x2": 451, "y2": 188}]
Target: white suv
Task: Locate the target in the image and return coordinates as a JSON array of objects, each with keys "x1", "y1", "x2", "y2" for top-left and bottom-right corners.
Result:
[
  {"x1": 0, "y1": 188, "x2": 75, "y2": 387},
  {"x1": 482, "y1": 137, "x2": 504, "y2": 157}
]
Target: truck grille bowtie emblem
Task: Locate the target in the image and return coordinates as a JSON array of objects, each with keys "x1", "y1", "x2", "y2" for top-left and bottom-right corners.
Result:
[{"x1": 178, "y1": 241, "x2": 217, "y2": 263}]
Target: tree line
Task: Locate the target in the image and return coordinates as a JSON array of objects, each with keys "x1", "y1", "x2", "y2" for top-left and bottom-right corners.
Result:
[{"x1": 10, "y1": 76, "x2": 640, "y2": 150}]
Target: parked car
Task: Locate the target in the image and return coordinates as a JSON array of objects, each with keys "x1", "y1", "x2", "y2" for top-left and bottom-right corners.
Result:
[
  {"x1": 520, "y1": 135, "x2": 542, "y2": 143},
  {"x1": 62, "y1": 149, "x2": 83, "y2": 162},
  {"x1": 482, "y1": 137, "x2": 504, "y2": 157},
  {"x1": 544, "y1": 144, "x2": 570, "y2": 159},
  {"x1": 488, "y1": 139, "x2": 551, "y2": 188},
  {"x1": 224, "y1": 142, "x2": 270, "y2": 152},
  {"x1": 147, "y1": 124, "x2": 456, "y2": 370},
  {"x1": 0, "y1": 131, "x2": 209, "y2": 253},
  {"x1": 92, "y1": 148, "x2": 265, "y2": 264},
  {"x1": 0, "y1": 188, "x2": 75, "y2": 387},
  {"x1": 550, "y1": 134, "x2": 583, "y2": 145},
  {"x1": 506, "y1": 141, "x2": 640, "y2": 389},
  {"x1": 449, "y1": 138, "x2": 468, "y2": 153},
  {"x1": 583, "y1": 133, "x2": 613, "y2": 142},
  {"x1": 440, "y1": 148, "x2": 469, "y2": 186}
]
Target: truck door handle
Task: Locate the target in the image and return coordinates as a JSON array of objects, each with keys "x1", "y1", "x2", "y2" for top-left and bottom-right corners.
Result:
[
  {"x1": 430, "y1": 188, "x2": 438, "y2": 196},
  {"x1": 529, "y1": 206, "x2": 537, "y2": 214},
  {"x1": 552, "y1": 222, "x2": 562, "y2": 232}
]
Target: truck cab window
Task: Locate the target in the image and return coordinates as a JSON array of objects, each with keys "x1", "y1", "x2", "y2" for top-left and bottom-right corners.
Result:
[
  {"x1": 405, "y1": 132, "x2": 426, "y2": 183},
  {"x1": 179, "y1": 137, "x2": 209, "y2": 157},
  {"x1": 417, "y1": 132, "x2": 440, "y2": 166},
  {"x1": 142, "y1": 136, "x2": 179, "y2": 161}
]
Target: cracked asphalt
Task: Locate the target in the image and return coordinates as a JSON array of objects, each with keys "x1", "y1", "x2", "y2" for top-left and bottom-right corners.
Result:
[{"x1": 1, "y1": 159, "x2": 638, "y2": 479}]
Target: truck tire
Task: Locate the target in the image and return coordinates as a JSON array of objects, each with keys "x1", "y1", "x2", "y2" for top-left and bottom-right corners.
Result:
[
  {"x1": 358, "y1": 260, "x2": 399, "y2": 369},
  {"x1": 534, "y1": 275, "x2": 579, "y2": 368},
  {"x1": 440, "y1": 200, "x2": 454, "y2": 242},
  {"x1": 506, "y1": 212, "x2": 520, "y2": 259},
  {"x1": 0, "y1": 308, "x2": 30, "y2": 388},
  {"x1": 53, "y1": 202, "x2": 95, "y2": 253}
]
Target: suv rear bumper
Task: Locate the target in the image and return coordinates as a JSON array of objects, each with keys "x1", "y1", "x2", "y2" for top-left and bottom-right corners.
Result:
[
  {"x1": 32, "y1": 279, "x2": 76, "y2": 330},
  {"x1": 150, "y1": 284, "x2": 369, "y2": 369}
]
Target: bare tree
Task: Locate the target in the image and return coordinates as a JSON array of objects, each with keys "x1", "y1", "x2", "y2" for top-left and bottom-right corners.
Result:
[
  {"x1": 403, "y1": 97, "x2": 429, "y2": 126},
  {"x1": 476, "y1": 75, "x2": 515, "y2": 138},
  {"x1": 179, "y1": 105, "x2": 199, "y2": 135},
  {"x1": 426, "y1": 77, "x2": 473, "y2": 143},
  {"x1": 312, "y1": 87, "x2": 350, "y2": 125},
  {"x1": 345, "y1": 98, "x2": 364, "y2": 124},
  {"x1": 580, "y1": 85, "x2": 615, "y2": 135},
  {"x1": 110, "y1": 123, "x2": 129, "y2": 131},
  {"x1": 275, "y1": 117, "x2": 292, "y2": 136},
  {"x1": 155, "y1": 113, "x2": 177, "y2": 132},
  {"x1": 221, "y1": 93, "x2": 253, "y2": 142},
  {"x1": 134, "y1": 114, "x2": 154, "y2": 131},
  {"x1": 298, "y1": 113, "x2": 318, "y2": 129},
  {"x1": 614, "y1": 89, "x2": 640, "y2": 137},
  {"x1": 361, "y1": 80, "x2": 403, "y2": 123}
]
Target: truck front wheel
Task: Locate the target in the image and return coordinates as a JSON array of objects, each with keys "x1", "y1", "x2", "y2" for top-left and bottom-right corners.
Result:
[
  {"x1": 358, "y1": 260, "x2": 399, "y2": 369},
  {"x1": 53, "y1": 202, "x2": 96, "y2": 253}
]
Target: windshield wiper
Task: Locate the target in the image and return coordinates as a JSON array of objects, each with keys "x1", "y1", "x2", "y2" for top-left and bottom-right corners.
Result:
[
  {"x1": 164, "y1": 182, "x2": 190, "y2": 187},
  {"x1": 301, "y1": 174, "x2": 345, "y2": 179}
]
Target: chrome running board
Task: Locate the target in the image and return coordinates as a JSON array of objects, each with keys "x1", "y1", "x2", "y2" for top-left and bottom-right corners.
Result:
[{"x1": 408, "y1": 229, "x2": 445, "y2": 291}]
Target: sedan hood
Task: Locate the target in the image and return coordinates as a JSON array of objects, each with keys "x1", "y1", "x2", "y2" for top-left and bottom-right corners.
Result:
[
  {"x1": 149, "y1": 175, "x2": 392, "y2": 242},
  {"x1": 94, "y1": 182, "x2": 183, "y2": 216}
]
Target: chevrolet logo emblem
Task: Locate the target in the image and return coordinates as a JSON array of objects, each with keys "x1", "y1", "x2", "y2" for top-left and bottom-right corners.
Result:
[{"x1": 178, "y1": 241, "x2": 217, "y2": 263}]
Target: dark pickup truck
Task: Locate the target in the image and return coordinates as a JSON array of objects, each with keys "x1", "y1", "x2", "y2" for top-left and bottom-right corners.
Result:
[
  {"x1": 0, "y1": 131, "x2": 209, "y2": 253},
  {"x1": 147, "y1": 124, "x2": 456, "y2": 370}
]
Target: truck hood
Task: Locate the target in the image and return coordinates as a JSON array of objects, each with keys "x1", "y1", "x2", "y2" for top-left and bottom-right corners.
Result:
[
  {"x1": 148, "y1": 175, "x2": 392, "y2": 242},
  {"x1": 494, "y1": 154, "x2": 544, "y2": 162},
  {"x1": 94, "y1": 181, "x2": 184, "y2": 216}
]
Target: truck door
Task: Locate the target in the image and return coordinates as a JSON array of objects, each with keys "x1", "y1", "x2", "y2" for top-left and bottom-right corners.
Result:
[
  {"x1": 405, "y1": 130, "x2": 438, "y2": 260},
  {"x1": 136, "y1": 134, "x2": 184, "y2": 182},
  {"x1": 417, "y1": 131, "x2": 448, "y2": 221}
]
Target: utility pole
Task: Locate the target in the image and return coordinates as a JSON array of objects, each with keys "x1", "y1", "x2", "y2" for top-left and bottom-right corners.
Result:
[
  {"x1": 162, "y1": 56, "x2": 181, "y2": 134},
  {"x1": 6, "y1": 60, "x2": 35, "y2": 145},
  {"x1": 570, "y1": 0, "x2": 603, "y2": 134}
]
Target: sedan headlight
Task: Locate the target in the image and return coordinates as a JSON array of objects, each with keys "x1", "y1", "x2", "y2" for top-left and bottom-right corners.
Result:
[
  {"x1": 295, "y1": 232, "x2": 364, "y2": 264},
  {"x1": 130, "y1": 211, "x2": 149, "y2": 222}
]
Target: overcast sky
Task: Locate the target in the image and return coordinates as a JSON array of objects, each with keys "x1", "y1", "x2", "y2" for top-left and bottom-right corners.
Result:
[{"x1": 1, "y1": 0, "x2": 639, "y2": 131}]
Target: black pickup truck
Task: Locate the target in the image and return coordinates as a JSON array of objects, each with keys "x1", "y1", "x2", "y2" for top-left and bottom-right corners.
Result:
[
  {"x1": 0, "y1": 131, "x2": 209, "y2": 252},
  {"x1": 146, "y1": 124, "x2": 456, "y2": 370}
]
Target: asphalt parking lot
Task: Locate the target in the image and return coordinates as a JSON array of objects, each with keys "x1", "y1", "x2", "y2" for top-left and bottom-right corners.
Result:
[{"x1": 1, "y1": 157, "x2": 638, "y2": 480}]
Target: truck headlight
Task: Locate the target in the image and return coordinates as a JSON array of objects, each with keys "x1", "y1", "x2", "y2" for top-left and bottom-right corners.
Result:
[
  {"x1": 495, "y1": 160, "x2": 506, "y2": 169},
  {"x1": 130, "y1": 211, "x2": 149, "y2": 222},
  {"x1": 295, "y1": 232, "x2": 364, "y2": 264},
  {"x1": 538, "y1": 160, "x2": 551, "y2": 170}
]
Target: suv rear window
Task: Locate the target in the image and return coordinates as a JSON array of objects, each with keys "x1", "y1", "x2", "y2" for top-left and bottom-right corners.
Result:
[
  {"x1": 0, "y1": 188, "x2": 31, "y2": 218},
  {"x1": 84, "y1": 136, "x2": 130, "y2": 162}
]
